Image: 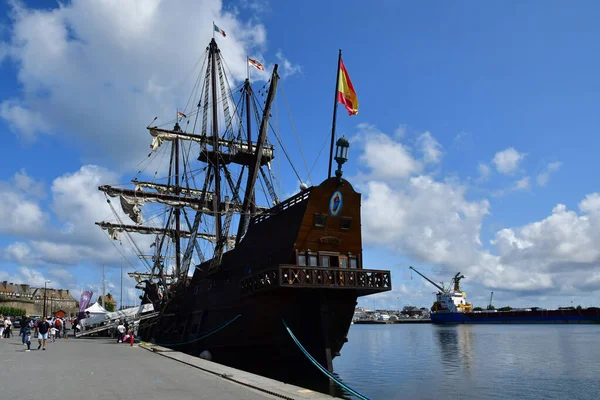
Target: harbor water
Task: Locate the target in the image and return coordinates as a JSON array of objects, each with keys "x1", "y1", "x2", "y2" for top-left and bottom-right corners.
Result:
[{"x1": 330, "y1": 324, "x2": 600, "y2": 400}]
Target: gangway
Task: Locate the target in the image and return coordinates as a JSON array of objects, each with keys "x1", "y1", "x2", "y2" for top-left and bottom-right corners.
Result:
[{"x1": 75, "y1": 307, "x2": 159, "y2": 338}]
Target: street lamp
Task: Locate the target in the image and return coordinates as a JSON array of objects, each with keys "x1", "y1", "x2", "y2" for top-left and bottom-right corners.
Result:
[
  {"x1": 42, "y1": 280, "x2": 51, "y2": 318},
  {"x1": 334, "y1": 136, "x2": 350, "y2": 178}
]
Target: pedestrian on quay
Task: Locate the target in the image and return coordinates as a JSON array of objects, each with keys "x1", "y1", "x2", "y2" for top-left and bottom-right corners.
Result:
[
  {"x1": 20, "y1": 316, "x2": 31, "y2": 345},
  {"x1": 37, "y1": 316, "x2": 51, "y2": 350},
  {"x1": 116, "y1": 320, "x2": 125, "y2": 343},
  {"x1": 4, "y1": 316, "x2": 12, "y2": 338},
  {"x1": 0, "y1": 315, "x2": 4, "y2": 339},
  {"x1": 49, "y1": 325, "x2": 57, "y2": 343}
]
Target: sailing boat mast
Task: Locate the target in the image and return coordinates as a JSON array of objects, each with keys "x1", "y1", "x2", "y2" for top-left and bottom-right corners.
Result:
[
  {"x1": 173, "y1": 126, "x2": 181, "y2": 278},
  {"x1": 245, "y1": 79, "x2": 255, "y2": 215},
  {"x1": 209, "y1": 38, "x2": 223, "y2": 257},
  {"x1": 236, "y1": 65, "x2": 280, "y2": 244}
]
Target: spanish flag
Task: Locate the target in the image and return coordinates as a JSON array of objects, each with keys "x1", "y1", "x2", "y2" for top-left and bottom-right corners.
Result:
[{"x1": 337, "y1": 59, "x2": 358, "y2": 115}]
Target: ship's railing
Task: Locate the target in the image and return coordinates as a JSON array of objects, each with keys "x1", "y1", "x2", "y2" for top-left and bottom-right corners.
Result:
[
  {"x1": 251, "y1": 189, "x2": 311, "y2": 224},
  {"x1": 239, "y1": 269, "x2": 279, "y2": 295},
  {"x1": 240, "y1": 265, "x2": 391, "y2": 296}
]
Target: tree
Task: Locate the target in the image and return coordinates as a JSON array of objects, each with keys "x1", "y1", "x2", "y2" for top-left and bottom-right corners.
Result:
[
  {"x1": 498, "y1": 306, "x2": 512, "y2": 312},
  {"x1": 576, "y1": 305, "x2": 582, "y2": 310},
  {"x1": 473, "y1": 307, "x2": 484, "y2": 311},
  {"x1": 99, "y1": 293, "x2": 116, "y2": 312}
]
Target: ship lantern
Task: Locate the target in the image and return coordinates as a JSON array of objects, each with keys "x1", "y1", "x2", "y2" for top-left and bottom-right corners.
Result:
[{"x1": 334, "y1": 136, "x2": 350, "y2": 178}]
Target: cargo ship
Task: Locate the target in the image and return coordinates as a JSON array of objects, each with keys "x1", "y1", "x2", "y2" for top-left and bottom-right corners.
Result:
[{"x1": 409, "y1": 266, "x2": 600, "y2": 324}]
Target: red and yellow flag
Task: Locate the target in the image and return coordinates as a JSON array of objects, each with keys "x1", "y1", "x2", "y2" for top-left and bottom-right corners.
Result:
[{"x1": 337, "y1": 59, "x2": 358, "y2": 115}]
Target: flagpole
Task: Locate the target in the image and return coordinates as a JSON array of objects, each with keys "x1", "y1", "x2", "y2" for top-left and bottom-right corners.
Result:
[
  {"x1": 212, "y1": 21, "x2": 215, "y2": 40},
  {"x1": 328, "y1": 49, "x2": 342, "y2": 178},
  {"x1": 247, "y1": 54, "x2": 250, "y2": 82}
]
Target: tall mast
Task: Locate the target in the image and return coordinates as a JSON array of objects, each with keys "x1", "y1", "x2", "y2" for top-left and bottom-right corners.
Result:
[
  {"x1": 245, "y1": 79, "x2": 255, "y2": 215},
  {"x1": 174, "y1": 126, "x2": 181, "y2": 278},
  {"x1": 209, "y1": 38, "x2": 223, "y2": 253},
  {"x1": 236, "y1": 65, "x2": 279, "y2": 244}
]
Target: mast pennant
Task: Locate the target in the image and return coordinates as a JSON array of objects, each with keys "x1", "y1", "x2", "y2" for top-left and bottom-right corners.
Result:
[
  {"x1": 248, "y1": 58, "x2": 265, "y2": 71},
  {"x1": 337, "y1": 58, "x2": 358, "y2": 116}
]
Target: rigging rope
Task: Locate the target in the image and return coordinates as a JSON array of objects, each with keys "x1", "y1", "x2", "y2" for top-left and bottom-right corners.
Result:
[
  {"x1": 279, "y1": 83, "x2": 312, "y2": 184},
  {"x1": 151, "y1": 314, "x2": 242, "y2": 347},
  {"x1": 250, "y1": 91, "x2": 303, "y2": 185},
  {"x1": 281, "y1": 319, "x2": 371, "y2": 400}
]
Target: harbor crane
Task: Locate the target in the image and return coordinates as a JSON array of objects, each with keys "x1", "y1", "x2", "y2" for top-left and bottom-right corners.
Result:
[
  {"x1": 487, "y1": 291, "x2": 494, "y2": 310},
  {"x1": 409, "y1": 266, "x2": 446, "y2": 292},
  {"x1": 453, "y1": 272, "x2": 465, "y2": 291}
]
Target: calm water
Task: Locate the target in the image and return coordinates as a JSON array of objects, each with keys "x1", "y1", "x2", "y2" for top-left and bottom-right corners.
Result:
[{"x1": 329, "y1": 324, "x2": 600, "y2": 400}]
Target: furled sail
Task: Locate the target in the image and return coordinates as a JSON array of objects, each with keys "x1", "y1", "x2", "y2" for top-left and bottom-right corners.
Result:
[{"x1": 120, "y1": 195, "x2": 143, "y2": 224}]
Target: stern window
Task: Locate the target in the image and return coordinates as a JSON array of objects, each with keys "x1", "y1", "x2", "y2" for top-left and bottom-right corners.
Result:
[
  {"x1": 314, "y1": 214, "x2": 327, "y2": 228},
  {"x1": 340, "y1": 217, "x2": 352, "y2": 231}
]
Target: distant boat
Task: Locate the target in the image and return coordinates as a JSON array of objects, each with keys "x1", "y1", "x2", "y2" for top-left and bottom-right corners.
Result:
[{"x1": 409, "y1": 266, "x2": 600, "y2": 324}]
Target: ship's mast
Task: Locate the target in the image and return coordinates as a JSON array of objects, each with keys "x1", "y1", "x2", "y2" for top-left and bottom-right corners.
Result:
[
  {"x1": 209, "y1": 38, "x2": 223, "y2": 257},
  {"x1": 236, "y1": 65, "x2": 279, "y2": 244},
  {"x1": 245, "y1": 79, "x2": 255, "y2": 215},
  {"x1": 174, "y1": 125, "x2": 181, "y2": 278}
]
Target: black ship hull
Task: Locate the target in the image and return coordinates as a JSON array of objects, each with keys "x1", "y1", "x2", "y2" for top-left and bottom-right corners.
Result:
[
  {"x1": 138, "y1": 178, "x2": 391, "y2": 386},
  {"x1": 140, "y1": 288, "x2": 358, "y2": 381}
]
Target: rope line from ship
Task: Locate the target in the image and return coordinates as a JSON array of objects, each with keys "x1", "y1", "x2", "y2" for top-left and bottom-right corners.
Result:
[
  {"x1": 148, "y1": 313, "x2": 242, "y2": 347},
  {"x1": 281, "y1": 318, "x2": 371, "y2": 400}
]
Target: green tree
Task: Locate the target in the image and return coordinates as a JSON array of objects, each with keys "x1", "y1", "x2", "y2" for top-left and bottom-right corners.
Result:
[
  {"x1": 498, "y1": 306, "x2": 512, "y2": 312},
  {"x1": 576, "y1": 305, "x2": 582, "y2": 310},
  {"x1": 473, "y1": 307, "x2": 484, "y2": 311},
  {"x1": 0, "y1": 306, "x2": 26, "y2": 316}
]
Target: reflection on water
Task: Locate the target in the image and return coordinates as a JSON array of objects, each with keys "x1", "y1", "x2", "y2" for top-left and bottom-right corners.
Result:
[
  {"x1": 435, "y1": 325, "x2": 474, "y2": 376},
  {"x1": 332, "y1": 324, "x2": 600, "y2": 400}
]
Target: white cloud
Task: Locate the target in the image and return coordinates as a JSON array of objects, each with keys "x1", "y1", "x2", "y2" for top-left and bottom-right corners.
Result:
[
  {"x1": 416, "y1": 131, "x2": 443, "y2": 164},
  {"x1": 536, "y1": 161, "x2": 562, "y2": 187},
  {"x1": 1, "y1": 0, "x2": 291, "y2": 169},
  {"x1": 514, "y1": 176, "x2": 530, "y2": 191},
  {"x1": 1, "y1": 164, "x2": 149, "y2": 268},
  {"x1": 0, "y1": 171, "x2": 48, "y2": 237},
  {"x1": 362, "y1": 177, "x2": 489, "y2": 267},
  {"x1": 275, "y1": 51, "x2": 302, "y2": 78},
  {"x1": 579, "y1": 193, "x2": 600, "y2": 214},
  {"x1": 492, "y1": 147, "x2": 526, "y2": 175},
  {"x1": 0, "y1": 100, "x2": 49, "y2": 142},
  {"x1": 356, "y1": 123, "x2": 420, "y2": 180}
]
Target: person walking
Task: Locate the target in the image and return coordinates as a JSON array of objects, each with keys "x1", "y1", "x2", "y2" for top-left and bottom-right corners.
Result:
[
  {"x1": 116, "y1": 321, "x2": 125, "y2": 343},
  {"x1": 0, "y1": 315, "x2": 4, "y2": 339},
  {"x1": 4, "y1": 316, "x2": 12, "y2": 338},
  {"x1": 20, "y1": 316, "x2": 30, "y2": 345},
  {"x1": 37, "y1": 316, "x2": 51, "y2": 350}
]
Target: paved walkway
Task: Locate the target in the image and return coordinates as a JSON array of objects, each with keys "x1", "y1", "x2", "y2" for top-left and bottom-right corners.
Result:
[{"x1": 0, "y1": 333, "x2": 335, "y2": 400}]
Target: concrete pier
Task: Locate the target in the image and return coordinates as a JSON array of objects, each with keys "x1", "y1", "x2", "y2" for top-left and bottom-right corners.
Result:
[{"x1": 0, "y1": 334, "x2": 337, "y2": 400}]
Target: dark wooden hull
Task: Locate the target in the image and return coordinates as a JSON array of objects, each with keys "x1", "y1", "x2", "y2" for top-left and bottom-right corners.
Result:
[
  {"x1": 139, "y1": 288, "x2": 357, "y2": 381},
  {"x1": 138, "y1": 178, "x2": 391, "y2": 386}
]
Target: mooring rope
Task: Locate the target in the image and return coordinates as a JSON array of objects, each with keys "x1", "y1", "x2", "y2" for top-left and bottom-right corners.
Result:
[
  {"x1": 281, "y1": 319, "x2": 371, "y2": 400},
  {"x1": 150, "y1": 314, "x2": 242, "y2": 347}
]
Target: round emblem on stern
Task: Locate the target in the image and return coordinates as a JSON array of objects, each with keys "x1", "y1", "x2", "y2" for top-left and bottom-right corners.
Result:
[{"x1": 329, "y1": 190, "x2": 343, "y2": 216}]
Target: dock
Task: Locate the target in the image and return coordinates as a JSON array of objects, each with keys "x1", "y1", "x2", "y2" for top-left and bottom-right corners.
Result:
[
  {"x1": 353, "y1": 319, "x2": 432, "y2": 324},
  {"x1": 0, "y1": 333, "x2": 337, "y2": 400}
]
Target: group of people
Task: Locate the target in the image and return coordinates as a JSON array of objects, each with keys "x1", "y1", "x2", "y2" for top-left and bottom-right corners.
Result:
[
  {"x1": 3, "y1": 315, "x2": 70, "y2": 351},
  {"x1": 116, "y1": 319, "x2": 134, "y2": 343}
]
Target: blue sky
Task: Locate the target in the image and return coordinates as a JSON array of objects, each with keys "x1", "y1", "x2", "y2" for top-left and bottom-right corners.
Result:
[{"x1": 1, "y1": 0, "x2": 600, "y2": 310}]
